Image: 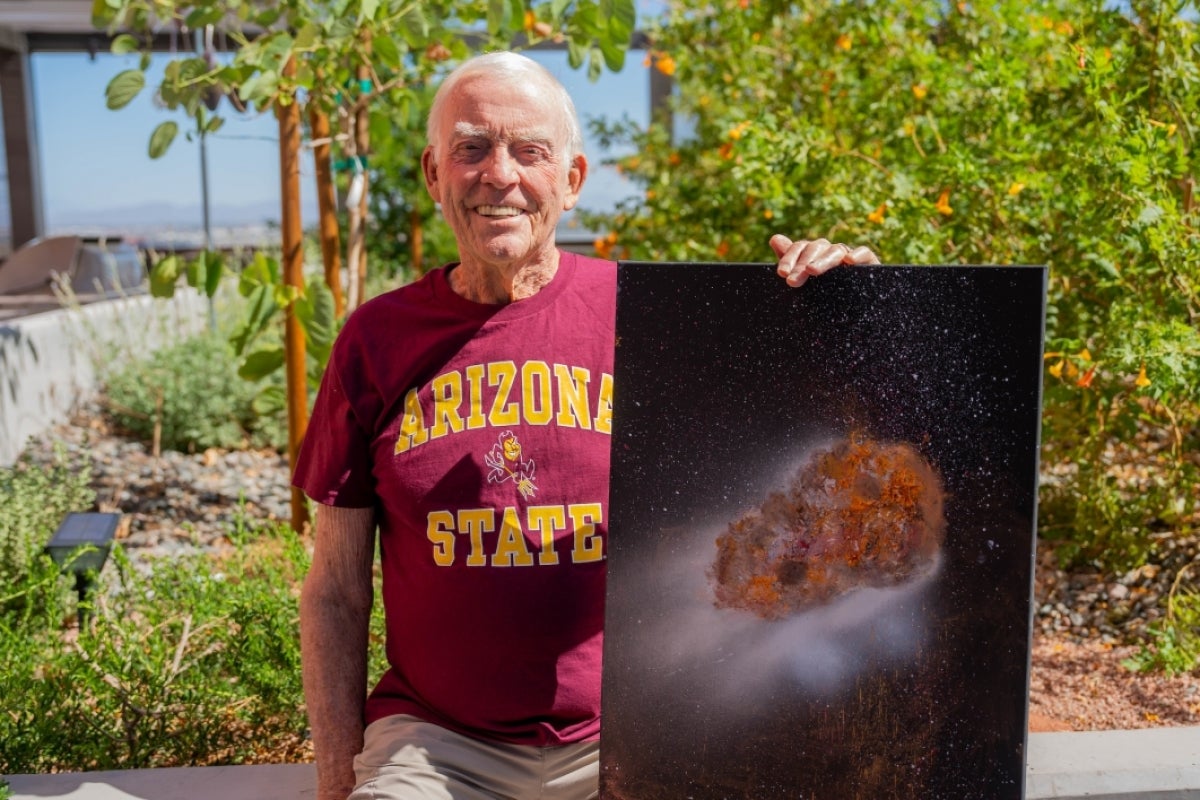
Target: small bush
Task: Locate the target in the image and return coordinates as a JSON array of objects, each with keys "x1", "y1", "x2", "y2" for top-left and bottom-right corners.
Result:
[
  {"x1": 102, "y1": 333, "x2": 283, "y2": 452},
  {"x1": 0, "y1": 520, "x2": 309, "y2": 772},
  {"x1": 0, "y1": 445, "x2": 94, "y2": 619},
  {"x1": 0, "y1": 507, "x2": 389, "y2": 773},
  {"x1": 1124, "y1": 565, "x2": 1200, "y2": 676}
]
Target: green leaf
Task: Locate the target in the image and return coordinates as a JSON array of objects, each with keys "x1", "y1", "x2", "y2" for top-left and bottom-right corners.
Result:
[
  {"x1": 105, "y1": 69, "x2": 144, "y2": 110},
  {"x1": 567, "y1": 38, "x2": 586, "y2": 70},
  {"x1": 237, "y1": 70, "x2": 280, "y2": 106},
  {"x1": 185, "y1": 7, "x2": 224, "y2": 28},
  {"x1": 587, "y1": 46, "x2": 603, "y2": 81},
  {"x1": 148, "y1": 121, "x2": 178, "y2": 159},
  {"x1": 252, "y1": 384, "x2": 286, "y2": 416},
  {"x1": 148, "y1": 255, "x2": 182, "y2": 298},
  {"x1": 601, "y1": 0, "x2": 636, "y2": 40},
  {"x1": 487, "y1": 0, "x2": 511, "y2": 36},
  {"x1": 360, "y1": 0, "x2": 381, "y2": 20},
  {"x1": 599, "y1": 34, "x2": 627, "y2": 73},
  {"x1": 238, "y1": 252, "x2": 280, "y2": 296},
  {"x1": 401, "y1": 7, "x2": 430, "y2": 47},
  {"x1": 294, "y1": 22, "x2": 320, "y2": 51},
  {"x1": 295, "y1": 278, "x2": 336, "y2": 366},
  {"x1": 551, "y1": 0, "x2": 571, "y2": 21},
  {"x1": 206, "y1": 115, "x2": 225, "y2": 135},
  {"x1": 372, "y1": 33, "x2": 402, "y2": 69},
  {"x1": 197, "y1": 250, "x2": 225, "y2": 298},
  {"x1": 110, "y1": 34, "x2": 139, "y2": 55},
  {"x1": 229, "y1": 285, "x2": 279, "y2": 356},
  {"x1": 238, "y1": 346, "x2": 285, "y2": 382}
]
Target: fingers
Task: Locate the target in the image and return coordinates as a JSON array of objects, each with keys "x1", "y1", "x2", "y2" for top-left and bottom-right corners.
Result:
[{"x1": 771, "y1": 236, "x2": 882, "y2": 287}]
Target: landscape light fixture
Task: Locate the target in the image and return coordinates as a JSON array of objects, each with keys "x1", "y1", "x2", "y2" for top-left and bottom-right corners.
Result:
[{"x1": 45, "y1": 512, "x2": 120, "y2": 626}]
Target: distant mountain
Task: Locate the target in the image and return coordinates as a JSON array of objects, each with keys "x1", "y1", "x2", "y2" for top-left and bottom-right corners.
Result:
[{"x1": 47, "y1": 198, "x2": 317, "y2": 234}]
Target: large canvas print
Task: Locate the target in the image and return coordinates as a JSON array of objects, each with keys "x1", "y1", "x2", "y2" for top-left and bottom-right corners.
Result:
[{"x1": 601, "y1": 263, "x2": 1047, "y2": 800}]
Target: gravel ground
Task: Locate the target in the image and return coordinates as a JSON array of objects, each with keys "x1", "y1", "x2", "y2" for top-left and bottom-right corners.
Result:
[{"x1": 23, "y1": 406, "x2": 1200, "y2": 733}]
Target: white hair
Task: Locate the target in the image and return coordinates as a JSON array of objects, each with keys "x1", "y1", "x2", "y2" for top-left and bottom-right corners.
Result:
[{"x1": 426, "y1": 51, "x2": 585, "y2": 160}]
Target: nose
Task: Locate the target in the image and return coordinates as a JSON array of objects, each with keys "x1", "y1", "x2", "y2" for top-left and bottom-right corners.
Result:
[{"x1": 480, "y1": 147, "x2": 518, "y2": 187}]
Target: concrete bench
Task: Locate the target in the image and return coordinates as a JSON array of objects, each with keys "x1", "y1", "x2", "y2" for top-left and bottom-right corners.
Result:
[{"x1": 5, "y1": 728, "x2": 1199, "y2": 799}]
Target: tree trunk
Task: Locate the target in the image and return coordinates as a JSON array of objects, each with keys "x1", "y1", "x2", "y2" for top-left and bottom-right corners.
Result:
[
  {"x1": 310, "y1": 106, "x2": 345, "y2": 318},
  {"x1": 353, "y1": 59, "x2": 371, "y2": 308},
  {"x1": 278, "y1": 59, "x2": 309, "y2": 532}
]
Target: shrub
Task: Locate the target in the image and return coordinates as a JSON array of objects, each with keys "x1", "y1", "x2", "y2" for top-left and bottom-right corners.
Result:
[
  {"x1": 0, "y1": 519, "x2": 306, "y2": 772},
  {"x1": 0, "y1": 508, "x2": 389, "y2": 772},
  {"x1": 102, "y1": 332, "x2": 284, "y2": 452},
  {"x1": 582, "y1": 0, "x2": 1200, "y2": 575},
  {"x1": 0, "y1": 445, "x2": 94, "y2": 620}
]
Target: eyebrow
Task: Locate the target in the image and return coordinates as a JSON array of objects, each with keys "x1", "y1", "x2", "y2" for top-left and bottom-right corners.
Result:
[{"x1": 451, "y1": 122, "x2": 556, "y2": 148}]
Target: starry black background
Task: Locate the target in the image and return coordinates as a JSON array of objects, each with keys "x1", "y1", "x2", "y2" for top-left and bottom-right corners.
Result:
[{"x1": 600, "y1": 263, "x2": 1047, "y2": 800}]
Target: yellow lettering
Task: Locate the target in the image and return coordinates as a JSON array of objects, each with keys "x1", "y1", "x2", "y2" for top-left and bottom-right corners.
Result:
[
  {"x1": 593, "y1": 373, "x2": 613, "y2": 434},
  {"x1": 426, "y1": 511, "x2": 456, "y2": 566},
  {"x1": 554, "y1": 364, "x2": 591, "y2": 430},
  {"x1": 488, "y1": 361, "x2": 519, "y2": 426},
  {"x1": 465, "y1": 364, "x2": 487, "y2": 430},
  {"x1": 492, "y1": 507, "x2": 535, "y2": 567},
  {"x1": 395, "y1": 388, "x2": 429, "y2": 454},
  {"x1": 430, "y1": 372, "x2": 465, "y2": 439},
  {"x1": 527, "y1": 505, "x2": 567, "y2": 565},
  {"x1": 522, "y1": 361, "x2": 553, "y2": 425},
  {"x1": 569, "y1": 503, "x2": 604, "y2": 563},
  {"x1": 457, "y1": 509, "x2": 494, "y2": 567}
]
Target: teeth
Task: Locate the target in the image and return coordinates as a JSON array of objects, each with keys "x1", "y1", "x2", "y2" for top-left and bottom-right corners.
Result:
[{"x1": 477, "y1": 205, "x2": 522, "y2": 217}]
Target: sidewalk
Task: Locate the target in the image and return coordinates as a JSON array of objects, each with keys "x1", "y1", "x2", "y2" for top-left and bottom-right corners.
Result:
[{"x1": 6, "y1": 728, "x2": 1200, "y2": 799}]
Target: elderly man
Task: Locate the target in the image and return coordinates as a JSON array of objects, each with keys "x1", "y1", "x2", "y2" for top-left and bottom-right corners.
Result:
[{"x1": 295, "y1": 50, "x2": 879, "y2": 800}]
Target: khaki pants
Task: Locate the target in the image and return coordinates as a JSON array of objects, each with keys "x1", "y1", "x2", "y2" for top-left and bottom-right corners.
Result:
[{"x1": 350, "y1": 714, "x2": 600, "y2": 800}]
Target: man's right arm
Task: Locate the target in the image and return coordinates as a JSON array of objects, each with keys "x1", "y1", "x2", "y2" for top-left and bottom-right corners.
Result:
[{"x1": 301, "y1": 503, "x2": 377, "y2": 800}]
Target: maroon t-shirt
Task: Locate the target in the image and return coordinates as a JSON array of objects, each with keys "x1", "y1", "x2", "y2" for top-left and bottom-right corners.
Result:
[{"x1": 293, "y1": 250, "x2": 616, "y2": 746}]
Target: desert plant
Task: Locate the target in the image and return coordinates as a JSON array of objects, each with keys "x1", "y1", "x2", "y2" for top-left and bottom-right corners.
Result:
[
  {"x1": 0, "y1": 445, "x2": 94, "y2": 619},
  {"x1": 102, "y1": 331, "x2": 283, "y2": 452}
]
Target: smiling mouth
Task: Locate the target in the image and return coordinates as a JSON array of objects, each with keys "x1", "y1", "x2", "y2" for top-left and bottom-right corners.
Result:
[{"x1": 476, "y1": 205, "x2": 524, "y2": 218}]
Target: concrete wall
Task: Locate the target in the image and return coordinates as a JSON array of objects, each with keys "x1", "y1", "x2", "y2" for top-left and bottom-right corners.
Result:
[{"x1": 0, "y1": 290, "x2": 206, "y2": 465}]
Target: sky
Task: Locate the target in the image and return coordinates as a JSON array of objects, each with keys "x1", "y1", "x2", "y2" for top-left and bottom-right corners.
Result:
[{"x1": 29, "y1": 46, "x2": 651, "y2": 237}]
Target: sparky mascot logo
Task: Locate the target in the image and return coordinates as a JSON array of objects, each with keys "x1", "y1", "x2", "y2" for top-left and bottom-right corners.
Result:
[{"x1": 485, "y1": 431, "x2": 537, "y2": 498}]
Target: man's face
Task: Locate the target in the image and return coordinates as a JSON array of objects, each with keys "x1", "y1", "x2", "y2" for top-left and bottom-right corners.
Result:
[{"x1": 422, "y1": 74, "x2": 587, "y2": 274}]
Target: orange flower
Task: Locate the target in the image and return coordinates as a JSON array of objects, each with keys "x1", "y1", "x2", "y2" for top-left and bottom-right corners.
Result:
[
  {"x1": 718, "y1": 142, "x2": 735, "y2": 160},
  {"x1": 739, "y1": 0, "x2": 750, "y2": 8},
  {"x1": 1048, "y1": 360, "x2": 1065, "y2": 378},
  {"x1": 668, "y1": 151, "x2": 682, "y2": 166},
  {"x1": 1007, "y1": 181, "x2": 1025, "y2": 197},
  {"x1": 762, "y1": 209, "x2": 774, "y2": 220},
  {"x1": 1076, "y1": 366, "x2": 1096, "y2": 388},
  {"x1": 935, "y1": 188, "x2": 953, "y2": 216},
  {"x1": 836, "y1": 33, "x2": 852, "y2": 51},
  {"x1": 1135, "y1": 364, "x2": 1151, "y2": 388},
  {"x1": 868, "y1": 203, "x2": 887, "y2": 224},
  {"x1": 655, "y1": 54, "x2": 677, "y2": 76},
  {"x1": 716, "y1": 240, "x2": 730, "y2": 258},
  {"x1": 911, "y1": 84, "x2": 928, "y2": 100},
  {"x1": 523, "y1": 10, "x2": 535, "y2": 31},
  {"x1": 727, "y1": 121, "x2": 752, "y2": 140}
]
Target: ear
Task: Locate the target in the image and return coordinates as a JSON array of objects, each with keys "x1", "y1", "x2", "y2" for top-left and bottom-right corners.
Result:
[
  {"x1": 562, "y1": 153, "x2": 588, "y2": 211},
  {"x1": 421, "y1": 146, "x2": 441, "y2": 204}
]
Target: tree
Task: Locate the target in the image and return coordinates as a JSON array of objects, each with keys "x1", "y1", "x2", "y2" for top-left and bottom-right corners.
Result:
[{"x1": 582, "y1": 0, "x2": 1199, "y2": 570}]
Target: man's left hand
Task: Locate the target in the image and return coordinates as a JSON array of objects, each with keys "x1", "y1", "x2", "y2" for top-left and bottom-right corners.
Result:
[{"x1": 770, "y1": 234, "x2": 881, "y2": 288}]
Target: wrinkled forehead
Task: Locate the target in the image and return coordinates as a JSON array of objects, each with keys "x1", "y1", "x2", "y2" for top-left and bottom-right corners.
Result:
[{"x1": 437, "y1": 74, "x2": 570, "y2": 149}]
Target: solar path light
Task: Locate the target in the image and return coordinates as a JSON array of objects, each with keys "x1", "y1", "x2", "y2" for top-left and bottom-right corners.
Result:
[{"x1": 44, "y1": 512, "x2": 120, "y2": 626}]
